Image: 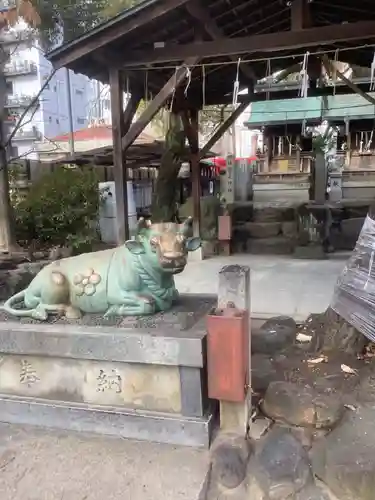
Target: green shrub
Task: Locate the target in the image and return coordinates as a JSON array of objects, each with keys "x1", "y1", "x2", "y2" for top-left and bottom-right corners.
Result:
[{"x1": 14, "y1": 166, "x2": 101, "y2": 251}]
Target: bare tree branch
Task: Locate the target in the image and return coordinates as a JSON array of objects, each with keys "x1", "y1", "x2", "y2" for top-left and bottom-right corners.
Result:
[
  {"x1": 8, "y1": 139, "x2": 60, "y2": 164},
  {"x1": 5, "y1": 68, "x2": 56, "y2": 147}
]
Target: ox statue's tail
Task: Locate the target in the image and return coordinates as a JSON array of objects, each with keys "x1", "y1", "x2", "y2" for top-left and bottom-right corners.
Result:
[{"x1": 1, "y1": 290, "x2": 47, "y2": 320}]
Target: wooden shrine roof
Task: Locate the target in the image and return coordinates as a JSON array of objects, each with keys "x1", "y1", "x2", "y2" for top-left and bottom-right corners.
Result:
[{"x1": 47, "y1": 0, "x2": 375, "y2": 105}]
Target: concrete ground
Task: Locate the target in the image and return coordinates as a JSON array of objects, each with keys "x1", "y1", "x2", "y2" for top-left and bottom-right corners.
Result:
[
  {"x1": 0, "y1": 423, "x2": 208, "y2": 500},
  {"x1": 176, "y1": 253, "x2": 350, "y2": 321}
]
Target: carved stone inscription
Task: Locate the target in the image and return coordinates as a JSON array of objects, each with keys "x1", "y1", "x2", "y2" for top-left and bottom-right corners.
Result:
[
  {"x1": 96, "y1": 369, "x2": 122, "y2": 393},
  {"x1": 20, "y1": 359, "x2": 40, "y2": 387},
  {"x1": 0, "y1": 355, "x2": 181, "y2": 413}
]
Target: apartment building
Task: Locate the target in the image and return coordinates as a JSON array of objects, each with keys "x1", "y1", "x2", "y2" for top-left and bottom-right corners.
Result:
[{"x1": 0, "y1": 18, "x2": 100, "y2": 160}]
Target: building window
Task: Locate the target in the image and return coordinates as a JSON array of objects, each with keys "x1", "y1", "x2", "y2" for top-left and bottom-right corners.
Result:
[
  {"x1": 56, "y1": 118, "x2": 59, "y2": 124},
  {"x1": 77, "y1": 117, "x2": 85, "y2": 125},
  {"x1": 9, "y1": 145, "x2": 18, "y2": 158},
  {"x1": 75, "y1": 89, "x2": 83, "y2": 96},
  {"x1": 53, "y1": 85, "x2": 57, "y2": 92},
  {"x1": 48, "y1": 116, "x2": 52, "y2": 123},
  {"x1": 103, "y1": 98, "x2": 110, "y2": 110},
  {"x1": 6, "y1": 80, "x2": 13, "y2": 94}
]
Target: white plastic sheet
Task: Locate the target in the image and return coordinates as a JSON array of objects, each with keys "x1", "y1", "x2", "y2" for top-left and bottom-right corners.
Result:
[{"x1": 331, "y1": 215, "x2": 375, "y2": 342}]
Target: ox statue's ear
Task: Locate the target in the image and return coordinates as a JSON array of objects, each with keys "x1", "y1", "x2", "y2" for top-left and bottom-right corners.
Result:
[
  {"x1": 125, "y1": 240, "x2": 145, "y2": 254},
  {"x1": 186, "y1": 237, "x2": 201, "y2": 252},
  {"x1": 181, "y1": 216, "x2": 193, "y2": 236}
]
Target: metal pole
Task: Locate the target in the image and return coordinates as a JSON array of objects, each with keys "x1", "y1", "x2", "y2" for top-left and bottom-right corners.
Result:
[{"x1": 65, "y1": 68, "x2": 74, "y2": 155}]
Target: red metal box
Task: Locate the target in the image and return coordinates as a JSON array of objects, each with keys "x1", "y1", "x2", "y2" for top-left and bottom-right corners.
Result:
[{"x1": 206, "y1": 307, "x2": 249, "y2": 402}]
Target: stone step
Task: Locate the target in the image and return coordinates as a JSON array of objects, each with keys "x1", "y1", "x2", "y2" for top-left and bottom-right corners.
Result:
[
  {"x1": 0, "y1": 394, "x2": 214, "y2": 448},
  {"x1": 247, "y1": 237, "x2": 295, "y2": 255}
]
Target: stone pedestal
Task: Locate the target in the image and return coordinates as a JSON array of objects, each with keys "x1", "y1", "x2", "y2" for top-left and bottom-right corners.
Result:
[{"x1": 0, "y1": 294, "x2": 216, "y2": 447}]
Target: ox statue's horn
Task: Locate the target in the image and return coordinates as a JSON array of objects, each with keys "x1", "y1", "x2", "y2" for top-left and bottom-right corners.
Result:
[
  {"x1": 182, "y1": 216, "x2": 193, "y2": 235},
  {"x1": 138, "y1": 217, "x2": 151, "y2": 231}
]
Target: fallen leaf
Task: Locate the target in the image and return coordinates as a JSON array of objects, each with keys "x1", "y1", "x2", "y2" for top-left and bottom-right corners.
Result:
[
  {"x1": 297, "y1": 333, "x2": 312, "y2": 343},
  {"x1": 344, "y1": 404, "x2": 357, "y2": 411},
  {"x1": 307, "y1": 356, "x2": 328, "y2": 365},
  {"x1": 341, "y1": 364, "x2": 358, "y2": 375}
]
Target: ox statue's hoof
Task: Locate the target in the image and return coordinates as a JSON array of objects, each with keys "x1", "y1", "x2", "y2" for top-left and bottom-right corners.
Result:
[
  {"x1": 65, "y1": 306, "x2": 82, "y2": 320},
  {"x1": 31, "y1": 306, "x2": 48, "y2": 321}
]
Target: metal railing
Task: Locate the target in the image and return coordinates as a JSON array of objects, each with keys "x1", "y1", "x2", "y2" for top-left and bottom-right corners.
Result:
[
  {"x1": 5, "y1": 95, "x2": 39, "y2": 107},
  {"x1": 11, "y1": 126, "x2": 41, "y2": 141},
  {"x1": 4, "y1": 60, "x2": 37, "y2": 75},
  {"x1": 0, "y1": 29, "x2": 34, "y2": 43}
]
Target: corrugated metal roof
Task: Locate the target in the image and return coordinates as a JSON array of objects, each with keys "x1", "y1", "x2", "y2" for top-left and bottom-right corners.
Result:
[{"x1": 246, "y1": 96, "x2": 323, "y2": 127}]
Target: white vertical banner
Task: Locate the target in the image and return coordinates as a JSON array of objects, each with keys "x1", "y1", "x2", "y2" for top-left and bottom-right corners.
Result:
[{"x1": 223, "y1": 153, "x2": 235, "y2": 204}]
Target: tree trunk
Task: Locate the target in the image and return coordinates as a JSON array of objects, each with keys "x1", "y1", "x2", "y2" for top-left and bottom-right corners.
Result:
[
  {"x1": 307, "y1": 307, "x2": 368, "y2": 356},
  {"x1": 305, "y1": 200, "x2": 375, "y2": 356},
  {"x1": 150, "y1": 112, "x2": 186, "y2": 223},
  {"x1": 0, "y1": 67, "x2": 17, "y2": 253}
]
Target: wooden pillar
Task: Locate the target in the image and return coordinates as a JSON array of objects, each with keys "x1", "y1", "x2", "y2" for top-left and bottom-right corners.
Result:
[
  {"x1": 265, "y1": 129, "x2": 272, "y2": 172},
  {"x1": 296, "y1": 134, "x2": 301, "y2": 172},
  {"x1": 346, "y1": 120, "x2": 351, "y2": 169},
  {"x1": 190, "y1": 109, "x2": 201, "y2": 238},
  {"x1": 109, "y1": 69, "x2": 140, "y2": 244}
]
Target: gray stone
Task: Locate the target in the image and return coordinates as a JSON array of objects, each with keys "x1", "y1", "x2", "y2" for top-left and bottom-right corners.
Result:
[
  {"x1": 282, "y1": 221, "x2": 298, "y2": 239},
  {"x1": 355, "y1": 363, "x2": 375, "y2": 407},
  {"x1": 247, "y1": 237, "x2": 294, "y2": 255},
  {"x1": 252, "y1": 316, "x2": 297, "y2": 355},
  {"x1": 210, "y1": 433, "x2": 252, "y2": 489},
  {"x1": 248, "y1": 417, "x2": 272, "y2": 441},
  {"x1": 294, "y1": 245, "x2": 327, "y2": 260},
  {"x1": 48, "y1": 245, "x2": 73, "y2": 260},
  {"x1": 0, "y1": 294, "x2": 215, "y2": 367},
  {"x1": 287, "y1": 425, "x2": 328, "y2": 450},
  {"x1": 312, "y1": 406, "x2": 375, "y2": 500},
  {"x1": 244, "y1": 222, "x2": 281, "y2": 239},
  {"x1": 248, "y1": 427, "x2": 313, "y2": 499},
  {"x1": 0, "y1": 394, "x2": 213, "y2": 448},
  {"x1": 262, "y1": 382, "x2": 344, "y2": 429},
  {"x1": 0, "y1": 320, "x2": 207, "y2": 367},
  {"x1": 252, "y1": 354, "x2": 280, "y2": 394},
  {"x1": 0, "y1": 260, "x2": 49, "y2": 301},
  {"x1": 253, "y1": 207, "x2": 284, "y2": 223},
  {"x1": 295, "y1": 485, "x2": 331, "y2": 500}
]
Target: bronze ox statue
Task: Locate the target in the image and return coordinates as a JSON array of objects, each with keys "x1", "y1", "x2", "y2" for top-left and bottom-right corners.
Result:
[{"x1": 2, "y1": 217, "x2": 201, "y2": 320}]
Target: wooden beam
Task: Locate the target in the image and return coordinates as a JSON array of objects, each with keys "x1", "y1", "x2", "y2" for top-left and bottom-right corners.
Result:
[
  {"x1": 121, "y1": 56, "x2": 199, "y2": 152},
  {"x1": 110, "y1": 68, "x2": 137, "y2": 244},
  {"x1": 291, "y1": 0, "x2": 311, "y2": 30},
  {"x1": 199, "y1": 101, "x2": 249, "y2": 159},
  {"x1": 123, "y1": 90, "x2": 142, "y2": 130},
  {"x1": 121, "y1": 21, "x2": 375, "y2": 67},
  {"x1": 181, "y1": 109, "x2": 199, "y2": 154},
  {"x1": 186, "y1": 0, "x2": 256, "y2": 82},
  {"x1": 48, "y1": 0, "x2": 191, "y2": 69},
  {"x1": 322, "y1": 55, "x2": 375, "y2": 106}
]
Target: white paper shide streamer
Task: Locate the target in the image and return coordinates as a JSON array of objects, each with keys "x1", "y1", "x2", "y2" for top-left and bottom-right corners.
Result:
[{"x1": 299, "y1": 51, "x2": 309, "y2": 98}]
